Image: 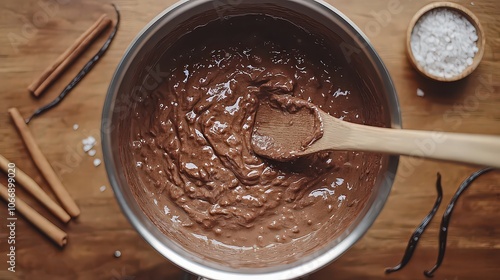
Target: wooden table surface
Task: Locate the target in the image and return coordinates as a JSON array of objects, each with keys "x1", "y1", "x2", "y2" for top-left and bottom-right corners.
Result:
[{"x1": 0, "y1": 0, "x2": 499, "y2": 279}]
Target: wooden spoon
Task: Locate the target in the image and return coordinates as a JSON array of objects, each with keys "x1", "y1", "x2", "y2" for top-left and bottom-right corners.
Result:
[{"x1": 252, "y1": 95, "x2": 500, "y2": 168}]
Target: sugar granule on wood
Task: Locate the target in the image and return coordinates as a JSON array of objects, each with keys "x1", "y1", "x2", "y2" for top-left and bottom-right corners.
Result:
[
  {"x1": 73, "y1": 124, "x2": 79, "y2": 131},
  {"x1": 93, "y1": 158, "x2": 101, "y2": 167},
  {"x1": 410, "y1": 8, "x2": 479, "y2": 79}
]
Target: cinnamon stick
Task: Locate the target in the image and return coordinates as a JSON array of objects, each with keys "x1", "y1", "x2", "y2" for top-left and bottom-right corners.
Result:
[
  {"x1": 8, "y1": 108, "x2": 80, "y2": 218},
  {"x1": 27, "y1": 14, "x2": 106, "y2": 94},
  {"x1": 0, "y1": 154, "x2": 71, "y2": 223},
  {"x1": 28, "y1": 14, "x2": 111, "y2": 97},
  {"x1": 0, "y1": 183, "x2": 68, "y2": 247}
]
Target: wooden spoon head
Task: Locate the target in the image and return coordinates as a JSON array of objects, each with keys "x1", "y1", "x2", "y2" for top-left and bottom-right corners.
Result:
[{"x1": 251, "y1": 94, "x2": 324, "y2": 161}]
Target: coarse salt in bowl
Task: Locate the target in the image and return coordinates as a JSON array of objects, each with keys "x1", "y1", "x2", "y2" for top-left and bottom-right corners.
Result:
[{"x1": 406, "y1": 2, "x2": 485, "y2": 82}]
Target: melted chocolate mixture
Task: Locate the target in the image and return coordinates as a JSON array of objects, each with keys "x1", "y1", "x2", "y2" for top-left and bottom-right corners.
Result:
[{"x1": 126, "y1": 15, "x2": 384, "y2": 254}]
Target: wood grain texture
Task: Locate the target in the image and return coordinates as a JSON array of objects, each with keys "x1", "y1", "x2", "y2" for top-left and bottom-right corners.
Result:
[{"x1": 0, "y1": 0, "x2": 498, "y2": 279}]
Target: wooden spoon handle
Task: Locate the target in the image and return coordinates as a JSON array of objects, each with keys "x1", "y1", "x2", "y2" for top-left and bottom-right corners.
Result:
[{"x1": 326, "y1": 121, "x2": 500, "y2": 168}]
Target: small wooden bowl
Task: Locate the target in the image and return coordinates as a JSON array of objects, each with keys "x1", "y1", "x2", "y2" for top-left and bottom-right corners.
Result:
[{"x1": 406, "y1": 2, "x2": 485, "y2": 82}]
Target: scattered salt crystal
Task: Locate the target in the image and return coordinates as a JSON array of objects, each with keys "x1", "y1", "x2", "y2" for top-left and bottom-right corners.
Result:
[
  {"x1": 93, "y1": 158, "x2": 101, "y2": 167},
  {"x1": 82, "y1": 136, "x2": 98, "y2": 156},
  {"x1": 99, "y1": 185, "x2": 106, "y2": 192},
  {"x1": 417, "y1": 88, "x2": 425, "y2": 97},
  {"x1": 470, "y1": 2, "x2": 474, "y2": 5},
  {"x1": 73, "y1": 124, "x2": 79, "y2": 131},
  {"x1": 82, "y1": 136, "x2": 96, "y2": 146},
  {"x1": 114, "y1": 250, "x2": 121, "y2": 258},
  {"x1": 83, "y1": 144, "x2": 93, "y2": 152},
  {"x1": 410, "y1": 8, "x2": 479, "y2": 78}
]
